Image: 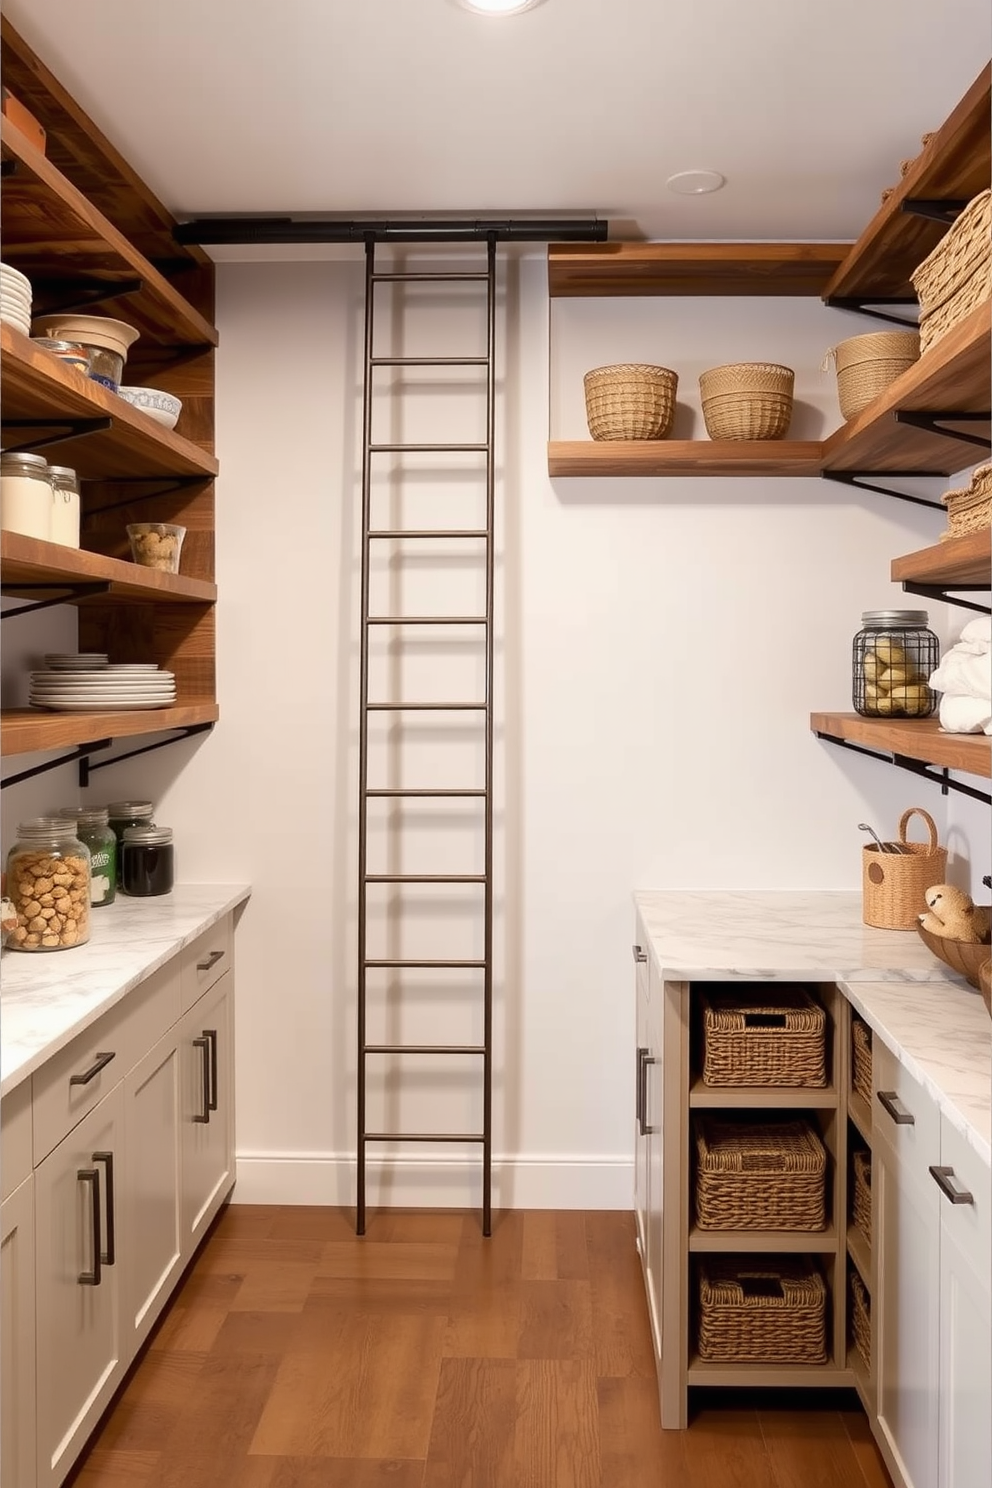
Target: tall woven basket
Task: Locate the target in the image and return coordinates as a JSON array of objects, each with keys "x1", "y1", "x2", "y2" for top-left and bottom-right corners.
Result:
[
  {"x1": 826, "y1": 331, "x2": 920, "y2": 420},
  {"x1": 861, "y1": 806, "x2": 947, "y2": 930},
  {"x1": 911, "y1": 188, "x2": 992, "y2": 354},
  {"x1": 583, "y1": 364, "x2": 678, "y2": 440},
  {"x1": 699, "y1": 362, "x2": 794, "y2": 441}
]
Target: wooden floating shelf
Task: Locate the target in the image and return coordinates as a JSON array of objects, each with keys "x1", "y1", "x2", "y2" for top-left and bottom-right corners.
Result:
[
  {"x1": 848, "y1": 1089, "x2": 872, "y2": 1147},
  {"x1": 822, "y1": 302, "x2": 992, "y2": 476},
  {"x1": 891, "y1": 526, "x2": 991, "y2": 589},
  {"x1": 825, "y1": 63, "x2": 991, "y2": 301},
  {"x1": 810, "y1": 712, "x2": 992, "y2": 779},
  {"x1": 0, "y1": 324, "x2": 217, "y2": 480},
  {"x1": 1, "y1": 702, "x2": 220, "y2": 758},
  {"x1": 548, "y1": 242, "x2": 852, "y2": 298},
  {"x1": 0, "y1": 119, "x2": 216, "y2": 351},
  {"x1": 688, "y1": 1226, "x2": 839, "y2": 1254},
  {"x1": 687, "y1": 1359, "x2": 852, "y2": 1387},
  {"x1": 689, "y1": 1082, "x2": 838, "y2": 1109},
  {"x1": 548, "y1": 440, "x2": 824, "y2": 478},
  {"x1": 0, "y1": 532, "x2": 216, "y2": 604}
]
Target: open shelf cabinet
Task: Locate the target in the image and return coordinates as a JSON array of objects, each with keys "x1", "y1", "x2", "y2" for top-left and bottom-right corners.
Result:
[{"x1": 0, "y1": 20, "x2": 219, "y2": 769}]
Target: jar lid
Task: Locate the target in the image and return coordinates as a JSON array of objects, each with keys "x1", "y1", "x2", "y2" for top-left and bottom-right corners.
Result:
[
  {"x1": 123, "y1": 825, "x2": 173, "y2": 846},
  {"x1": 59, "y1": 805, "x2": 109, "y2": 827},
  {"x1": 860, "y1": 609, "x2": 930, "y2": 627},
  {"x1": 15, "y1": 815, "x2": 82, "y2": 840},
  {"x1": 47, "y1": 465, "x2": 79, "y2": 490},
  {"x1": 1, "y1": 450, "x2": 49, "y2": 472},
  {"x1": 108, "y1": 800, "x2": 155, "y2": 819}
]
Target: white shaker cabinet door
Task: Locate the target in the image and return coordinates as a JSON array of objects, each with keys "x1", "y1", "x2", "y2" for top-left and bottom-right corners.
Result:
[
  {"x1": 181, "y1": 970, "x2": 235, "y2": 1253},
  {"x1": 34, "y1": 1083, "x2": 125, "y2": 1488},
  {"x1": 633, "y1": 936, "x2": 650, "y2": 1262},
  {"x1": 935, "y1": 1118, "x2": 992, "y2": 1488},
  {"x1": 123, "y1": 1029, "x2": 183, "y2": 1353},
  {"x1": 1, "y1": 1174, "x2": 37, "y2": 1488}
]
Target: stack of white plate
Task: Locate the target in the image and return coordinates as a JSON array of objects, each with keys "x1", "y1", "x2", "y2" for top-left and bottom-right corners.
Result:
[
  {"x1": 30, "y1": 663, "x2": 176, "y2": 712},
  {"x1": 1, "y1": 263, "x2": 33, "y2": 334},
  {"x1": 43, "y1": 653, "x2": 110, "y2": 671}
]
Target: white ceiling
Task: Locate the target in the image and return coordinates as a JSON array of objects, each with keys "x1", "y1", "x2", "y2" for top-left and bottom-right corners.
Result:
[{"x1": 4, "y1": 0, "x2": 990, "y2": 257}]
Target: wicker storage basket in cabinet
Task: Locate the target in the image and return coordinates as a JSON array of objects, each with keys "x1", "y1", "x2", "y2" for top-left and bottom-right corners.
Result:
[
  {"x1": 700, "y1": 987, "x2": 827, "y2": 1087},
  {"x1": 849, "y1": 1265, "x2": 871, "y2": 1372},
  {"x1": 697, "y1": 1256, "x2": 828, "y2": 1364},
  {"x1": 851, "y1": 1148, "x2": 872, "y2": 1245},
  {"x1": 694, "y1": 1117, "x2": 828, "y2": 1231},
  {"x1": 851, "y1": 1017, "x2": 872, "y2": 1104}
]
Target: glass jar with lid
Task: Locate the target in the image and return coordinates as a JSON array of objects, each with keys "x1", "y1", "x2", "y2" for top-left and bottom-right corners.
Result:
[
  {"x1": 108, "y1": 801, "x2": 155, "y2": 887},
  {"x1": 59, "y1": 805, "x2": 116, "y2": 906},
  {"x1": 0, "y1": 450, "x2": 53, "y2": 541},
  {"x1": 121, "y1": 825, "x2": 174, "y2": 897},
  {"x1": 48, "y1": 464, "x2": 81, "y2": 549},
  {"x1": 5, "y1": 817, "x2": 91, "y2": 951},
  {"x1": 852, "y1": 610, "x2": 939, "y2": 718}
]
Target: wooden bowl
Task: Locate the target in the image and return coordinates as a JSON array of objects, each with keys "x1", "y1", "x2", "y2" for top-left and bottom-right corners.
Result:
[
  {"x1": 916, "y1": 921, "x2": 992, "y2": 990},
  {"x1": 979, "y1": 959, "x2": 991, "y2": 1018}
]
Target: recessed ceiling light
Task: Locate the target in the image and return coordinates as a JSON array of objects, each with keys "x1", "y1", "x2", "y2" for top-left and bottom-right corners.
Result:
[
  {"x1": 457, "y1": 0, "x2": 544, "y2": 14},
  {"x1": 666, "y1": 170, "x2": 727, "y2": 196}
]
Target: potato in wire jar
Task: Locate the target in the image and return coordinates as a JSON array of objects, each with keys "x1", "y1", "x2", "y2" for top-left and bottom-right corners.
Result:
[{"x1": 5, "y1": 818, "x2": 91, "y2": 950}]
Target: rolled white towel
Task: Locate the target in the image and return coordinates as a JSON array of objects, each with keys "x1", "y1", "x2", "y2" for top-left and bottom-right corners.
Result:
[
  {"x1": 939, "y1": 692, "x2": 992, "y2": 735},
  {"x1": 930, "y1": 649, "x2": 992, "y2": 699},
  {"x1": 961, "y1": 615, "x2": 992, "y2": 648}
]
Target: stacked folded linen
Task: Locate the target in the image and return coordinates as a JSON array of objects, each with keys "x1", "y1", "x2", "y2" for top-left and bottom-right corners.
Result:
[{"x1": 929, "y1": 616, "x2": 992, "y2": 734}]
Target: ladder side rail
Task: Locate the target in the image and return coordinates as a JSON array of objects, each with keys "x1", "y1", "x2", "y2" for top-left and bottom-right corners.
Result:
[{"x1": 483, "y1": 235, "x2": 497, "y2": 1236}]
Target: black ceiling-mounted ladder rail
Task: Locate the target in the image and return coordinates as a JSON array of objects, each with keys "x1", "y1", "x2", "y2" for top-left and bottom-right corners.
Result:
[{"x1": 175, "y1": 215, "x2": 608, "y2": 247}]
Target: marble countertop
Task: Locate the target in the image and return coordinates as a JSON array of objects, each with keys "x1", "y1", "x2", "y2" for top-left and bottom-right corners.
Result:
[
  {"x1": 0, "y1": 884, "x2": 251, "y2": 1097},
  {"x1": 634, "y1": 890, "x2": 991, "y2": 1166}
]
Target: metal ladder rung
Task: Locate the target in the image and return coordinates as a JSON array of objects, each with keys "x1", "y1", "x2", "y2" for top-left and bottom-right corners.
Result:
[
  {"x1": 366, "y1": 788, "x2": 486, "y2": 798},
  {"x1": 369, "y1": 529, "x2": 489, "y2": 540},
  {"x1": 365, "y1": 957, "x2": 487, "y2": 968},
  {"x1": 369, "y1": 442, "x2": 489, "y2": 453},
  {"x1": 365, "y1": 1132, "x2": 486, "y2": 1143},
  {"x1": 365, "y1": 874, "x2": 486, "y2": 884},
  {"x1": 365, "y1": 1044, "x2": 486, "y2": 1055},
  {"x1": 367, "y1": 615, "x2": 487, "y2": 625},
  {"x1": 371, "y1": 272, "x2": 490, "y2": 283},
  {"x1": 366, "y1": 702, "x2": 486, "y2": 712},
  {"x1": 370, "y1": 356, "x2": 489, "y2": 367}
]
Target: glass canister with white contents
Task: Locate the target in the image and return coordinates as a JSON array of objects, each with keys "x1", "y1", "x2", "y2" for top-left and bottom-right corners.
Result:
[
  {"x1": 5, "y1": 817, "x2": 91, "y2": 951},
  {"x1": 0, "y1": 451, "x2": 53, "y2": 541},
  {"x1": 48, "y1": 465, "x2": 81, "y2": 548},
  {"x1": 852, "y1": 610, "x2": 939, "y2": 718}
]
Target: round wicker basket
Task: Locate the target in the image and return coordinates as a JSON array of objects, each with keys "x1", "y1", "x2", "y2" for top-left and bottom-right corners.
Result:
[
  {"x1": 699, "y1": 362, "x2": 794, "y2": 441},
  {"x1": 583, "y1": 364, "x2": 678, "y2": 441},
  {"x1": 829, "y1": 331, "x2": 920, "y2": 421}
]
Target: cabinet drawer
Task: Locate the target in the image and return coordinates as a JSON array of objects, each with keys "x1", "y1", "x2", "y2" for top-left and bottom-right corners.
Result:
[
  {"x1": 33, "y1": 958, "x2": 181, "y2": 1165},
  {"x1": 0, "y1": 1083, "x2": 32, "y2": 1201},
  {"x1": 873, "y1": 1038, "x2": 940, "y2": 1167},
  {"x1": 181, "y1": 915, "x2": 233, "y2": 1012}
]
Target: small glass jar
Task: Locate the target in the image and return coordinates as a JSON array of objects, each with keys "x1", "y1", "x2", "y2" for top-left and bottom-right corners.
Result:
[
  {"x1": 107, "y1": 801, "x2": 155, "y2": 887},
  {"x1": 5, "y1": 817, "x2": 91, "y2": 951},
  {"x1": 853, "y1": 609, "x2": 939, "y2": 718},
  {"x1": 59, "y1": 806, "x2": 116, "y2": 907},
  {"x1": 0, "y1": 451, "x2": 53, "y2": 541},
  {"x1": 121, "y1": 825, "x2": 174, "y2": 897},
  {"x1": 48, "y1": 464, "x2": 81, "y2": 549}
]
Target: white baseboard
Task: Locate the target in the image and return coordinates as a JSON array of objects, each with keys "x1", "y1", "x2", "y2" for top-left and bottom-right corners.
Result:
[{"x1": 233, "y1": 1150, "x2": 634, "y2": 1210}]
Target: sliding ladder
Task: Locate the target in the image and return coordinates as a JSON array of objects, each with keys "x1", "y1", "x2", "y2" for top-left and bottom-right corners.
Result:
[{"x1": 356, "y1": 236, "x2": 496, "y2": 1236}]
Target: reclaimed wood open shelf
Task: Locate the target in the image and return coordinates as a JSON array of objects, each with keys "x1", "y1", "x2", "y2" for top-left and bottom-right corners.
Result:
[
  {"x1": 809, "y1": 713, "x2": 992, "y2": 780},
  {"x1": 548, "y1": 242, "x2": 851, "y2": 298},
  {"x1": 891, "y1": 526, "x2": 991, "y2": 589},
  {"x1": 1, "y1": 532, "x2": 216, "y2": 604},
  {"x1": 547, "y1": 440, "x2": 823, "y2": 478},
  {"x1": 1, "y1": 704, "x2": 220, "y2": 759}
]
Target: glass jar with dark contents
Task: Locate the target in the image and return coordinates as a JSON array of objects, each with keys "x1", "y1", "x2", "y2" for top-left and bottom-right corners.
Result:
[
  {"x1": 108, "y1": 800, "x2": 154, "y2": 886},
  {"x1": 121, "y1": 824, "x2": 174, "y2": 897}
]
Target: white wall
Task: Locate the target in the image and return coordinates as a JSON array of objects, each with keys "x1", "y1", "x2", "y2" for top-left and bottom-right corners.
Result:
[{"x1": 3, "y1": 255, "x2": 987, "y2": 1209}]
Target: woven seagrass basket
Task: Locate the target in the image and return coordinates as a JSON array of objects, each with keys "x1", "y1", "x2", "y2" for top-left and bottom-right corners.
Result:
[
  {"x1": 583, "y1": 363, "x2": 678, "y2": 441},
  {"x1": 697, "y1": 1256, "x2": 827, "y2": 1364},
  {"x1": 827, "y1": 331, "x2": 920, "y2": 420},
  {"x1": 852, "y1": 1148, "x2": 872, "y2": 1245},
  {"x1": 849, "y1": 1266, "x2": 871, "y2": 1371},
  {"x1": 700, "y1": 986, "x2": 827, "y2": 1087},
  {"x1": 940, "y1": 463, "x2": 992, "y2": 541},
  {"x1": 912, "y1": 188, "x2": 991, "y2": 354},
  {"x1": 851, "y1": 1017, "x2": 872, "y2": 1105},
  {"x1": 699, "y1": 362, "x2": 794, "y2": 440},
  {"x1": 862, "y1": 807, "x2": 946, "y2": 930},
  {"x1": 694, "y1": 1117, "x2": 827, "y2": 1232}
]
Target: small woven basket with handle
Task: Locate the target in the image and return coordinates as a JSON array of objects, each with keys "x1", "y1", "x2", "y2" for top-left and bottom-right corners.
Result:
[{"x1": 861, "y1": 806, "x2": 947, "y2": 930}]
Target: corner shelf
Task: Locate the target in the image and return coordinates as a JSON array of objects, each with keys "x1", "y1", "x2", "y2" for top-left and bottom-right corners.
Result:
[
  {"x1": 810, "y1": 712, "x2": 992, "y2": 780},
  {"x1": 891, "y1": 526, "x2": 991, "y2": 590},
  {"x1": 548, "y1": 242, "x2": 851, "y2": 298}
]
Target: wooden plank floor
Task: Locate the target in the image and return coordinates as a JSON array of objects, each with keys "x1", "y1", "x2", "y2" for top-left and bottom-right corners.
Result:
[{"x1": 69, "y1": 1207, "x2": 893, "y2": 1488}]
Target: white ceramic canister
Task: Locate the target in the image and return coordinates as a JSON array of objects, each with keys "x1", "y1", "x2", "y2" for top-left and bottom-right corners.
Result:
[
  {"x1": 48, "y1": 464, "x2": 81, "y2": 548},
  {"x1": 0, "y1": 451, "x2": 53, "y2": 541}
]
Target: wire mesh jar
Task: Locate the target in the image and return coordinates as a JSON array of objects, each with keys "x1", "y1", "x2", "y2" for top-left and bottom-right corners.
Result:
[{"x1": 852, "y1": 610, "x2": 939, "y2": 718}]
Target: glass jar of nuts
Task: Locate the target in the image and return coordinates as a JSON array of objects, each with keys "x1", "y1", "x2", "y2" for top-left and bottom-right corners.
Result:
[
  {"x1": 5, "y1": 818, "x2": 91, "y2": 951},
  {"x1": 852, "y1": 610, "x2": 939, "y2": 718}
]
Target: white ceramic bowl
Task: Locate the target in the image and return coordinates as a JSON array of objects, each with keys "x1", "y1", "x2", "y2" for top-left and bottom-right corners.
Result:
[{"x1": 116, "y1": 386, "x2": 183, "y2": 431}]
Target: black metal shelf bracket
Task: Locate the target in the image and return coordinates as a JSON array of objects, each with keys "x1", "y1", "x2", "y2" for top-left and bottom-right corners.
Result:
[
  {"x1": 894, "y1": 410, "x2": 992, "y2": 451},
  {"x1": 30, "y1": 276, "x2": 144, "y2": 318},
  {"x1": 1, "y1": 739, "x2": 112, "y2": 791},
  {"x1": 78, "y1": 722, "x2": 213, "y2": 787},
  {"x1": 824, "y1": 295, "x2": 920, "y2": 329},
  {"x1": 901, "y1": 199, "x2": 970, "y2": 224},
  {"x1": 899, "y1": 581, "x2": 991, "y2": 617},
  {"x1": 86, "y1": 475, "x2": 208, "y2": 516},
  {"x1": 1, "y1": 582, "x2": 111, "y2": 618},
  {"x1": 1, "y1": 417, "x2": 113, "y2": 456},
  {"x1": 821, "y1": 469, "x2": 945, "y2": 511},
  {"x1": 814, "y1": 730, "x2": 991, "y2": 806}
]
